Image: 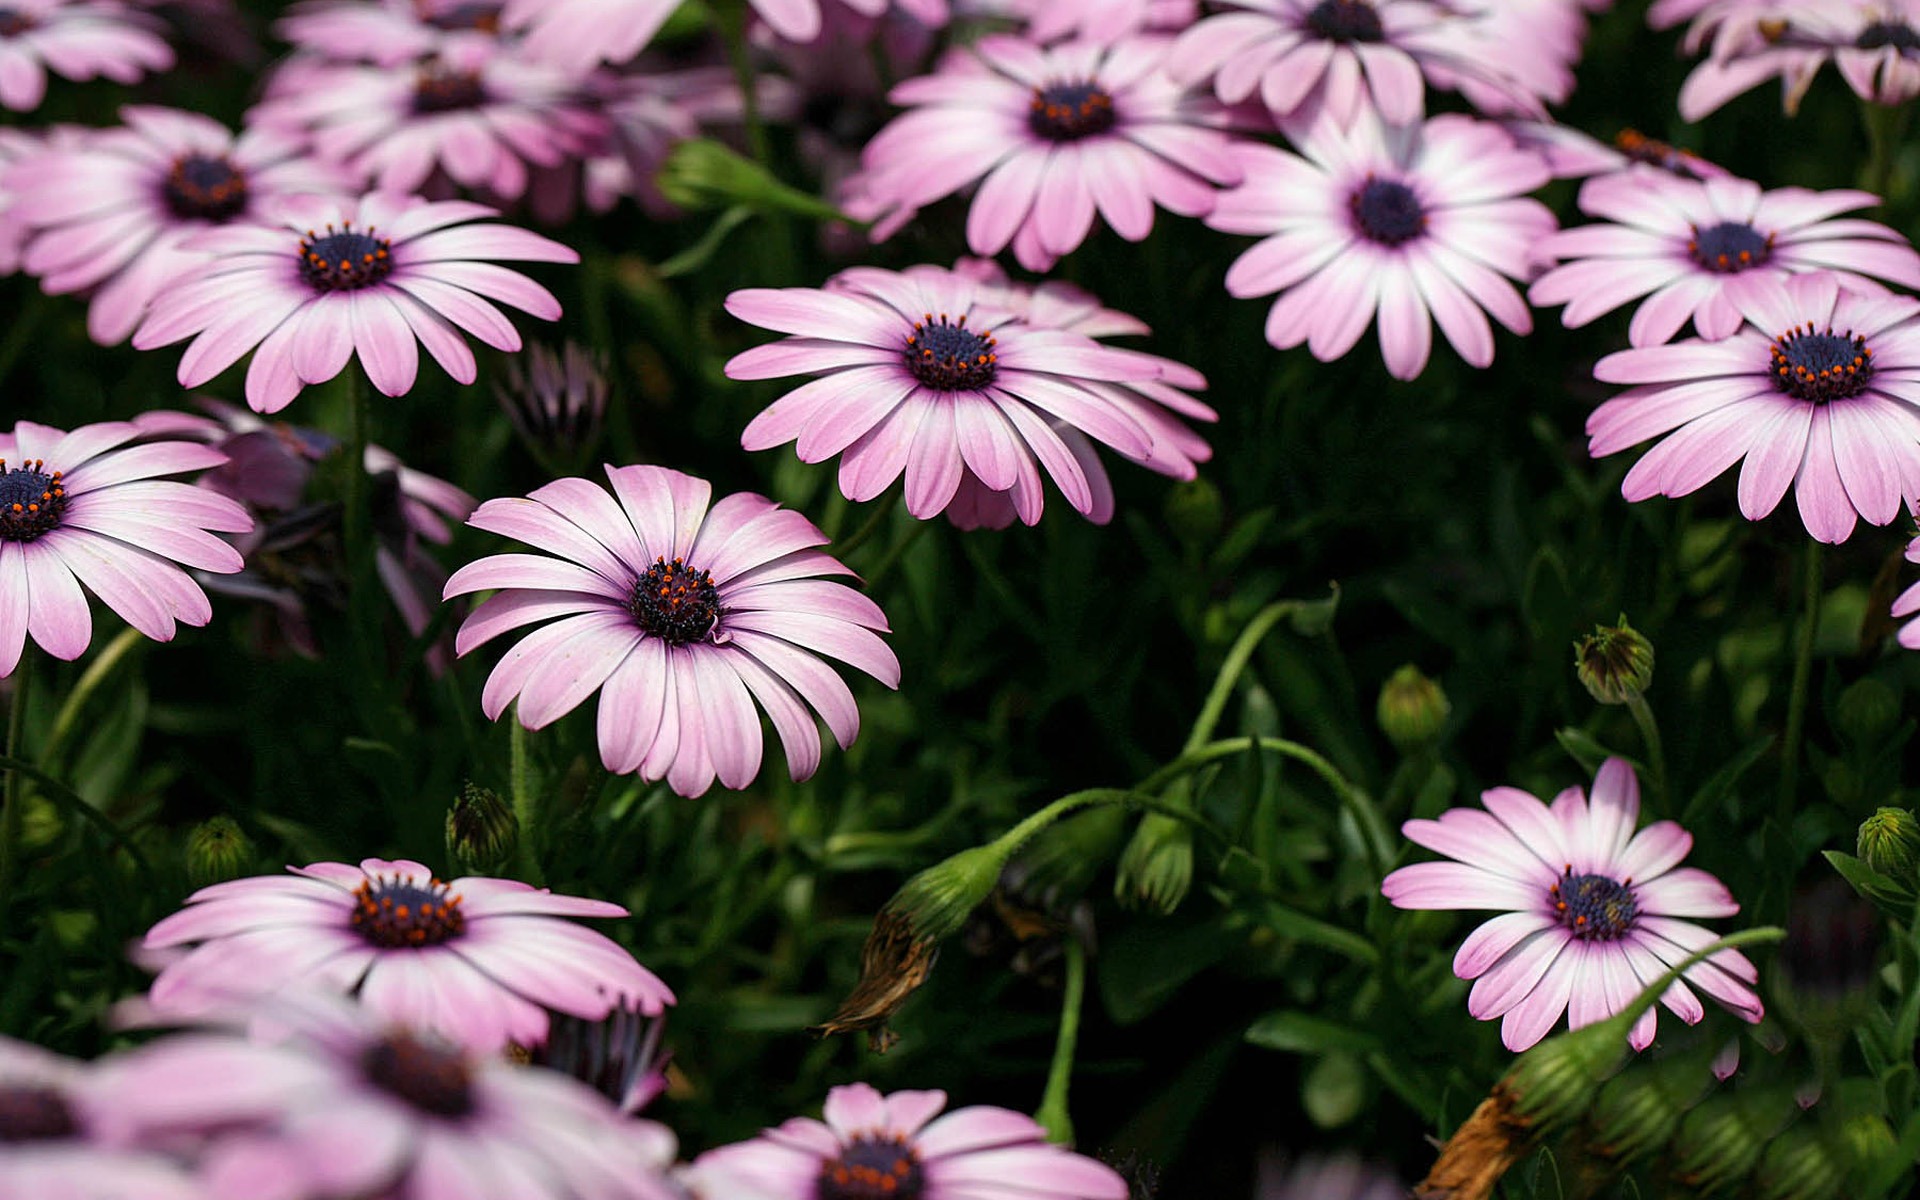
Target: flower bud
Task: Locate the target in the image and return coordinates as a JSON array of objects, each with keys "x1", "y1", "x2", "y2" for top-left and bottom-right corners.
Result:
[
  {"x1": 446, "y1": 783, "x2": 517, "y2": 877},
  {"x1": 1162, "y1": 477, "x2": 1223, "y2": 546},
  {"x1": 1114, "y1": 814, "x2": 1193, "y2": 914},
  {"x1": 1574, "y1": 616, "x2": 1655, "y2": 704},
  {"x1": 1856, "y1": 808, "x2": 1920, "y2": 888},
  {"x1": 185, "y1": 817, "x2": 253, "y2": 888},
  {"x1": 1377, "y1": 665, "x2": 1449, "y2": 751},
  {"x1": 1753, "y1": 1125, "x2": 1843, "y2": 1200},
  {"x1": 1670, "y1": 1089, "x2": 1799, "y2": 1195},
  {"x1": 495, "y1": 341, "x2": 606, "y2": 471},
  {"x1": 1835, "y1": 678, "x2": 1899, "y2": 744},
  {"x1": 1503, "y1": 1016, "x2": 1633, "y2": 1133},
  {"x1": 1585, "y1": 1053, "x2": 1716, "y2": 1167},
  {"x1": 1830, "y1": 1110, "x2": 1898, "y2": 1188},
  {"x1": 656, "y1": 139, "x2": 847, "y2": 222}
]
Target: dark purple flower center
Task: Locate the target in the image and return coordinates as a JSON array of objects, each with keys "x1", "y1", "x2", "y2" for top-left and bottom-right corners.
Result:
[
  {"x1": 1858, "y1": 21, "x2": 1920, "y2": 51},
  {"x1": 1770, "y1": 323, "x2": 1874, "y2": 403},
  {"x1": 298, "y1": 224, "x2": 394, "y2": 293},
  {"x1": 362, "y1": 1032, "x2": 476, "y2": 1118},
  {"x1": 0, "y1": 458, "x2": 66, "y2": 543},
  {"x1": 1549, "y1": 867, "x2": 1638, "y2": 941},
  {"x1": 630, "y1": 556, "x2": 721, "y2": 646},
  {"x1": 0, "y1": 9, "x2": 33, "y2": 37},
  {"x1": 1349, "y1": 177, "x2": 1425, "y2": 246},
  {"x1": 419, "y1": 0, "x2": 502, "y2": 31},
  {"x1": 0, "y1": 1085, "x2": 79, "y2": 1142},
  {"x1": 1027, "y1": 82, "x2": 1116, "y2": 141},
  {"x1": 414, "y1": 61, "x2": 486, "y2": 112},
  {"x1": 164, "y1": 154, "x2": 250, "y2": 222},
  {"x1": 818, "y1": 1134, "x2": 925, "y2": 1200},
  {"x1": 350, "y1": 874, "x2": 466, "y2": 947},
  {"x1": 1306, "y1": 0, "x2": 1385, "y2": 42},
  {"x1": 1688, "y1": 221, "x2": 1772, "y2": 273},
  {"x1": 904, "y1": 313, "x2": 997, "y2": 391}
]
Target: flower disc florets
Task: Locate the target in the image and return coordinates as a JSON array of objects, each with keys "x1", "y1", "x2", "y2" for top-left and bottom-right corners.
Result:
[
  {"x1": 350, "y1": 875, "x2": 466, "y2": 947},
  {"x1": 1350, "y1": 177, "x2": 1425, "y2": 246},
  {"x1": 1688, "y1": 221, "x2": 1773, "y2": 273},
  {"x1": 0, "y1": 9, "x2": 34, "y2": 37},
  {"x1": 298, "y1": 223, "x2": 394, "y2": 292},
  {"x1": 0, "y1": 458, "x2": 66, "y2": 542},
  {"x1": 1857, "y1": 21, "x2": 1920, "y2": 51},
  {"x1": 0, "y1": 1085, "x2": 78, "y2": 1141},
  {"x1": 904, "y1": 313, "x2": 998, "y2": 390},
  {"x1": 1027, "y1": 82, "x2": 1116, "y2": 141},
  {"x1": 362, "y1": 1032, "x2": 476, "y2": 1118},
  {"x1": 1770, "y1": 323, "x2": 1873, "y2": 402},
  {"x1": 414, "y1": 61, "x2": 486, "y2": 113},
  {"x1": 1306, "y1": 0, "x2": 1385, "y2": 42},
  {"x1": 423, "y1": 1, "x2": 503, "y2": 31},
  {"x1": 1551, "y1": 867, "x2": 1639, "y2": 941},
  {"x1": 163, "y1": 154, "x2": 250, "y2": 222},
  {"x1": 629, "y1": 556, "x2": 720, "y2": 645},
  {"x1": 818, "y1": 1135, "x2": 926, "y2": 1200}
]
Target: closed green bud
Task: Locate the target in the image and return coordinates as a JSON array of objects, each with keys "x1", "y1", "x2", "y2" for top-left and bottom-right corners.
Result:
[
  {"x1": 1856, "y1": 807, "x2": 1920, "y2": 887},
  {"x1": 1671, "y1": 1089, "x2": 1799, "y2": 1195},
  {"x1": 1754, "y1": 1125, "x2": 1843, "y2": 1200},
  {"x1": 1504, "y1": 1017, "x2": 1633, "y2": 1134},
  {"x1": 1587, "y1": 1053, "x2": 1716, "y2": 1166},
  {"x1": 1830, "y1": 1110, "x2": 1899, "y2": 1187},
  {"x1": 1162, "y1": 477, "x2": 1223, "y2": 546},
  {"x1": 446, "y1": 783, "x2": 517, "y2": 876},
  {"x1": 656, "y1": 139, "x2": 848, "y2": 222},
  {"x1": 1114, "y1": 814, "x2": 1193, "y2": 914},
  {"x1": 185, "y1": 817, "x2": 253, "y2": 888},
  {"x1": 1574, "y1": 616, "x2": 1655, "y2": 704},
  {"x1": 1376, "y1": 664, "x2": 1449, "y2": 751},
  {"x1": 1835, "y1": 678, "x2": 1900, "y2": 743}
]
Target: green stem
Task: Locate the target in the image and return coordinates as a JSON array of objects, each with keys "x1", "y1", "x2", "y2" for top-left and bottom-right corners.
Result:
[
  {"x1": 41, "y1": 627, "x2": 143, "y2": 768},
  {"x1": 1034, "y1": 938, "x2": 1087, "y2": 1144},
  {"x1": 1623, "y1": 690, "x2": 1667, "y2": 813},
  {"x1": 1186, "y1": 600, "x2": 1298, "y2": 754},
  {"x1": 1779, "y1": 541, "x2": 1823, "y2": 825},
  {"x1": 833, "y1": 497, "x2": 893, "y2": 560},
  {"x1": 717, "y1": 1, "x2": 795, "y2": 282},
  {"x1": 0, "y1": 752, "x2": 155, "y2": 887},
  {"x1": 509, "y1": 707, "x2": 543, "y2": 885},
  {"x1": 1862, "y1": 100, "x2": 1913, "y2": 209},
  {"x1": 343, "y1": 368, "x2": 372, "y2": 584},
  {"x1": 0, "y1": 659, "x2": 30, "y2": 912}
]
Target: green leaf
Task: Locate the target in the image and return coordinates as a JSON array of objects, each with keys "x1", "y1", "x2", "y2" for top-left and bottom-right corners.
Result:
[
  {"x1": 1245, "y1": 1010, "x2": 1382, "y2": 1056},
  {"x1": 1554, "y1": 726, "x2": 1623, "y2": 775}
]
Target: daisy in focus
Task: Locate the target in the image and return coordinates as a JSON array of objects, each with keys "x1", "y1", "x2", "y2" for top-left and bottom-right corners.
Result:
[
  {"x1": 0, "y1": 419, "x2": 250, "y2": 678},
  {"x1": 852, "y1": 34, "x2": 1243, "y2": 271},
  {"x1": 1531, "y1": 173, "x2": 1920, "y2": 347},
  {"x1": 1382, "y1": 757, "x2": 1764, "y2": 1052},
  {"x1": 6, "y1": 107, "x2": 344, "y2": 345},
  {"x1": 1207, "y1": 109, "x2": 1553, "y2": 381},
  {"x1": 686, "y1": 1082, "x2": 1130, "y2": 1200},
  {"x1": 444, "y1": 464, "x2": 900, "y2": 798},
  {"x1": 727, "y1": 266, "x2": 1166, "y2": 527},
  {"x1": 131, "y1": 191, "x2": 576, "y2": 413},
  {"x1": 1588, "y1": 273, "x2": 1920, "y2": 544},
  {"x1": 0, "y1": 0, "x2": 173, "y2": 112},
  {"x1": 141, "y1": 856, "x2": 673, "y2": 1054}
]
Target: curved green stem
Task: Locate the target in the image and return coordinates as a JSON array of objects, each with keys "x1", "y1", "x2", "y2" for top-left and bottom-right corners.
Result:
[
  {"x1": 1779, "y1": 541, "x2": 1823, "y2": 825},
  {"x1": 1034, "y1": 938, "x2": 1087, "y2": 1144},
  {"x1": 0, "y1": 660, "x2": 30, "y2": 912},
  {"x1": 1186, "y1": 600, "x2": 1298, "y2": 753},
  {"x1": 1623, "y1": 690, "x2": 1667, "y2": 813},
  {"x1": 41, "y1": 627, "x2": 143, "y2": 768}
]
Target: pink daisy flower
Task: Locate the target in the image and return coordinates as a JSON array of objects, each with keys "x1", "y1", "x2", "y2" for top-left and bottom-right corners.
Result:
[
  {"x1": 726, "y1": 267, "x2": 1165, "y2": 527},
  {"x1": 0, "y1": 1037, "x2": 202, "y2": 1200},
  {"x1": 250, "y1": 39, "x2": 606, "y2": 205},
  {"x1": 993, "y1": 0, "x2": 1198, "y2": 44},
  {"x1": 1674, "y1": 2, "x2": 1920, "y2": 120},
  {"x1": 1531, "y1": 173, "x2": 1920, "y2": 348},
  {"x1": 141, "y1": 856, "x2": 673, "y2": 1054},
  {"x1": 6, "y1": 107, "x2": 344, "y2": 346},
  {"x1": 444, "y1": 464, "x2": 900, "y2": 798},
  {"x1": 852, "y1": 34, "x2": 1243, "y2": 272},
  {"x1": 685, "y1": 1083, "x2": 1129, "y2": 1200},
  {"x1": 1891, "y1": 533, "x2": 1920, "y2": 648},
  {"x1": 0, "y1": 419, "x2": 250, "y2": 678},
  {"x1": 0, "y1": 0, "x2": 173, "y2": 112},
  {"x1": 131, "y1": 191, "x2": 576, "y2": 413},
  {"x1": 501, "y1": 0, "x2": 854, "y2": 66},
  {"x1": 1381, "y1": 757, "x2": 1764, "y2": 1052},
  {"x1": 275, "y1": 0, "x2": 506, "y2": 67},
  {"x1": 1587, "y1": 272, "x2": 1920, "y2": 544},
  {"x1": 1166, "y1": 0, "x2": 1536, "y2": 125},
  {"x1": 1207, "y1": 109, "x2": 1553, "y2": 381}
]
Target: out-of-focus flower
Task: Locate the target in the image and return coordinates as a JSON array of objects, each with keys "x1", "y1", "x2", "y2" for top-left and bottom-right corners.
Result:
[
  {"x1": 6, "y1": 107, "x2": 345, "y2": 345},
  {"x1": 0, "y1": 0, "x2": 174, "y2": 112},
  {"x1": 250, "y1": 39, "x2": 606, "y2": 205},
  {"x1": 726, "y1": 266, "x2": 1166, "y2": 527},
  {"x1": 989, "y1": 0, "x2": 1198, "y2": 43},
  {"x1": 1376, "y1": 663, "x2": 1448, "y2": 749},
  {"x1": 686, "y1": 1083, "x2": 1130, "y2": 1200},
  {"x1": 851, "y1": 34, "x2": 1243, "y2": 271},
  {"x1": 0, "y1": 419, "x2": 250, "y2": 678},
  {"x1": 1776, "y1": 877, "x2": 1882, "y2": 1046},
  {"x1": 533, "y1": 999, "x2": 671, "y2": 1116},
  {"x1": 103, "y1": 999, "x2": 685, "y2": 1200},
  {"x1": 1254, "y1": 1152, "x2": 1405, "y2": 1200},
  {"x1": 1891, "y1": 534, "x2": 1920, "y2": 649},
  {"x1": 1531, "y1": 173, "x2": 1920, "y2": 348},
  {"x1": 132, "y1": 192, "x2": 575, "y2": 413},
  {"x1": 495, "y1": 340, "x2": 607, "y2": 471},
  {"x1": 1586, "y1": 273, "x2": 1920, "y2": 544},
  {"x1": 1382, "y1": 756, "x2": 1764, "y2": 1051},
  {"x1": 1676, "y1": 1, "x2": 1920, "y2": 119},
  {"x1": 141, "y1": 856, "x2": 674, "y2": 1054},
  {"x1": 445, "y1": 464, "x2": 900, "y2": 797},
  {"x1": 1208, "y1": 109, "x2": 1553, "y2": 381},
  {"x1": 276, "y1": 0, "x2": 507, "y2": 67},
  {"x1": 503, "y1": 0, "x2": 937, "y2": 65},
  {"x1": 1168, "y1": 0, "x2": 1537, "y2": 125},
  {"x1": 0, "y1": 1037, "x2": 201, "y2": 1200}
]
